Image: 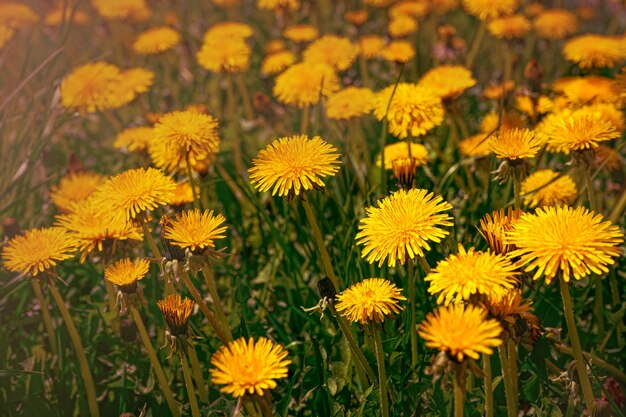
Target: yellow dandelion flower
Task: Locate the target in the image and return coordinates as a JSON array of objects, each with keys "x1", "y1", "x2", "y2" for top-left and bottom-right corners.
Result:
[
  {"x1": 376, "y1": 141, "x2": 429, "y2": 169},
  {"x1": 507, "y1": 206, "x2": 624, "y2": 283},
  {"x1": 483, "y1": 80, "x2": 515, "y2": 100},
  {"x1": 2, "y1": 228, "x2": 77, "y2": 276},
  {"x1": 50, "y1": 171, "x2": 104, "y2": 213},
  {"x1": 44, "y1": 8, "x2": 89, "y2": 26},
  {"x1": 563, "y1": 34, "x2": 626, "y2": 69},
  {"x1": 170, "y1": 182, "x2": 196, "y2": 206},
  {"x1": 273, "y1": 62, "x2": 340, "y2": 108},
  {"x1": 533, "y1": 8, "x2": 578, "y2": 40},
  {"x1": 593, "y1": 145, "x2": 622, "y2": 172},
  {"x1": 521, "y1": 169, "x2": 577, "y2": 208},
  {"x1": 104, "y1": 258, "x2": 150, "y2": 288},
  {"x1": 91, "y1": 0, "x2": 150, "y2": 21},
  {"x1": 356, "y1": 188, "x2": 453, "y2": 267},
  {"x1": 133, "y1": 26, "x2": 180, "y2": 55},
  {"x1": 258, "y1": 0, "x2": 299, "y2": 12},
  {"x1": 374, "y1": 83, "x2": 445, "y2": 138},
  {"x1": 248, "y1": 135, "x2": 341, "y2": 197},
  {"x1": 545, "y1": 109, "x2": 620, "y2": 154},
  {"x1": 379, "y1": 40, "x2": 416, "y2": 63},
  {"x1": 113, "y1": 126, "x2": 154, "y2": 153},
  {"x1": 0, "y1": 3, "x2": 38, "y2": 29},
  {"x1": 488, "y1": 14, "x2": 531, "y2": 39},
  {"x1": 0, "y1": 24, "x2": 14, "y2": 50},
  {"x1": 478, "y1": 207, "x2": 524, "y2": 255},
  {"x1": 213, "y1": 0, "x2": 241, "y2": 8},
  {"x1": 260, "y1": 50, "x2": 296, "y2": 75},
  {"x1": 388, "y1": 15, "x2": 418, "y2": 38},
  {"x1": 459, "y1": 133, "x2": 491, "y2": 157},
  {"x1": 488, "y1": 128, "x2": 542, "y2": 160},
  {"x1": 197, "y1": 37, "x2": 250, "y2": 74},
  {"x1": 150, "y1": 111, "x2": 220, "y2": 173},
  {"x1": 483, "y1": 289, "x2": 532, "y2": 326},
  {"x1": 555, "y1": 76, "x2": 620, "y2": 106},
  {"x1": 325, "y1": 87, "x2": 376, "y2": 120},
  {"x1": 515, "y1": 95, "x2": 553, "y2": 117},
  {"x1": 462, "y1": 0, "x2": 518, "y2": 20},
  {"x1": 303, "y1": 35, "x2": 359, "y2": 72},
  {"x1": 210, "y1": 337, "x2": 291, "y2": 397},
  {"x1": 282, "y1": 24, "x2": 318, "y2": 43},
  {"x1": 91, "y1": 168, "x2": 176, "y2": 222},
  {"x1": 580, "y1": 103, "x2": 625, "y2": 131},
  {"x1": 431, "y1": 0, "x2": 459, "y2": 14},
  {"x1": 163, "y1": 209, "x2": 227, "y2": 252},
  {"x1": 418, "y1": 65, "x2": 476, "y2": 100},
  {"x1": 418, "y1": 303, "x2": 503, "y2": 361},
  {"x1": 425, "y1": 244, "x2": 518, "y2": 305},
  {"x1": 56, "y1": 199, "x2": 143, "y2": 262},
  {"x1": 157, "y1": 294, "x2": 194, "y2": 336},
  {"x1": 335, "y1": 278, "x2": 407, "y2": 324},
  {"x1": 110, "y1": 67, "x2": 154, "y2": 108},
  {"x1": 390, "y1": 1, "x2": 431, "y2": 19},
  {"x1": 204, "y1": 21, "x2": 254, "y2": 41},
  {"x1": 480, "y1": 111, "x2": 524, "y2": 133},
  {"x1": 265, "y1": 39, "x2": 286, "y2": 53},
  {"x1": 359, "y1": 35, "x2": 386, "y2": 60},
  {"x1": 60, "y1": 62, "x2": 122, "y2": 113}
]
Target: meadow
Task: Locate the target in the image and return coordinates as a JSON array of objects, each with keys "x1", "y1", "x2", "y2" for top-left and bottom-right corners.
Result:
[{"x1": 1, "y1": 0, "x2": 625, "y2": 416}]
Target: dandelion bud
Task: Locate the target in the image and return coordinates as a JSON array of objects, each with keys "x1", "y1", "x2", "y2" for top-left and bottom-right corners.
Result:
[
  {"x1": 2, "y1": 217, "x2": 21, "y2": 240},
  {"x1": 591, "y1": 398, "x2": 611, "y2": 417},
  {"x1": 524, "y1": 59, "x2": 543, "y2": 94}
]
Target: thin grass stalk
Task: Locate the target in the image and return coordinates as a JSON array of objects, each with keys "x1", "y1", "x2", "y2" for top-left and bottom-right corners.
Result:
[
  {"x1": 187, "y1": 346, "x2": 208, "y2": 403},
  {"x1": 235, "y1": 73, "x2": 254, "y2": 121},
  {"x1": 498, "y1": 344, "x2": 517, "y2": 417},
  {"x1": 555, "y1": 343, "x2": 626, "y2": 384},
  {"x1": 609, "y1": 184, "x2": 626, "y2": 223},
  {"x1": 181, "y1": 354, "x2": 201, "y2": 417},
  {"x1": 32, "y1": 279, "x2": 58, "y2": 356},
  {"x1": 559, "y1": 278, "x2": 595, "y2": 412},
  {"x1": 359, "y1": 57, "x2": 371, "y2": 88},
  {"x1": 179, "y1": 269, "x2": 230, "y2": 344},
  {"x1": 49, "y1": 282, "x2": 100, "y2": 417},
  {"x1": 453, "y1": 362, "x2": 467, "y2": 417},
  {"x1": 483, "y1": 354, "x2": 493, "y2": 417},
  {"x1": 104, "y1": 280, "x2": 120, "y2": 333},
  {"x1": 372, "y1": 324, "x2": 390, "y2": 417},
  {"x1": 130, "y1": 306, "x2": 181, "y2": 417},
  {"x1": 513, "y1": 170, "x2": 522, "y2": 210},
  {"x1": 141, "y1": 221, "x2": 163, "y2": 260},
  {"x1": 407, "y1": 258, "x2": 417, "y2": 369},
  {"x1": 200, "y1": 266, "x2": 234, "y2": 341},
  {"x1": 226, "y1": 74, "x2": 244, "y2": 177},
  {"x1": 301, "y1": 103, "x2": 311, "y2": 134},
  {"x1": 185, "y1": 153, "x2": 201, "y2": 210},
  {"x1": 507, "y1": 338, "x2": 518, "y2": 400},
  {"x1": 465, "y1": 20, "x2": 487, "y2": 69},
  {"x1": 379, "y1": 65, "x2": 405, "y2": 194}
]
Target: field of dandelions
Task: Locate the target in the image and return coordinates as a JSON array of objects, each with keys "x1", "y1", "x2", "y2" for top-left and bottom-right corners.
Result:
[{"x1": 2, "y1": 1, "x2": 626, "y2": 417}]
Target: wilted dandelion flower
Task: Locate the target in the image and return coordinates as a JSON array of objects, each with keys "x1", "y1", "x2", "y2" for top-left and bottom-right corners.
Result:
[
  {"x1": 248, "y1": 135, "x2": 341, "y2": 197},
  {"x1": 483, "y1": 289, "x2": 531, "y2": 327},
  {"x1": 506, "y1": 206, "x2": 624, "y2": 283},
  {"x1": 356, "y1": 188, "x2": 453, "y2": 267},
  {"x1": 303, "y1": 35, "x2": 359, "y2": 72},
  {"x1": 133, "y1": 26, "x2": 180, "y2": 55},
  {"x1": 462, "y1": 0, "x2": 517, "y2": 20},
  {"x1": 91, "y1": 168, "x2": 176, "y2": 222},
  {"x1": 197, "y1": 37, "x2": 251, "y2": 73},
  {"x1": 388, "y1": 15, "x2": 418, "y2": 38},
  {"x1": 204, "y1": 21, "x2": 254, "y2": 41},
  {"x1": 105, "y1": 258, "x2": 150, "y2": 290},
  {"x1": 545, "y1": 109, "x2": 619, "y2": 154},
  {"x1": 50, "y1": 171, "x2": 104, "y2": 212},
  {"x1": 418, "y1": 65, "x2": 476, "y2": 100},
  {"x1": 425, "y1": 245, "x2": 518, "y2": 305},
  {"x1": 379, "y1": 40, "x2": 416, "y2": 63},
  {"x1": 487, "y1": 14, "x2": 531, "y2": 39},
  {"x1": 158, "y1": 294, "x2": 194, "y2": 337},
  {"x1": 282, "y1": 24, "x2": 318, "y2": 43},
  {"x1": 113, "y1": 126, "x2": 154, "y2": 153},
  {"x1": 459, "y1": 133, "x2": 491, "y2": 157},
  {"x1": 91, "y1": 0, "x2": 150, "y2": 21},
  {"x1": 150, "y1": 111, "x2": 220, "y2": 173},
  {"x1": 521, "y1": 169, "x2": 578, "y2": 208},
  {"x1": 0, "y1": 3, "x2": 38, "y2": 28},
  {"x1": 273, "y1": 63, "x2": 339, "y2": 108},
  {"x1": 489, "y1": 128, "x2": 542, "y2": 160},
  {"x1": 335, "y1": 278, "x2": 406, "y2": 324},
  {"x1": 418, "y1": 304, "x2": 503, "y2": 361},
  {"x1": 325, "y1": 87, "x2": 375, "y2": 120},
  {"x1": 533, "y1": 8, "x2": 578, "y2": 40},
  {"x1": 376, "y1": 141, "x2": 429, "y2": 169},
  {"x1": 210, "y1": 337, "x2": 291, "y2": 397},
  {"x1": 2, "y1": 228, "x2": 77, "y2": 276},
  {"x1": 478, "y1": 207, "x2": 524, "y2": 255},
  {"x1": 563, "y1": 34, "x2": 626, "y2": 69},
  {"x1": 163, "y1": 209, "x2": 227, "y2": 253},
  {"x1": 260, "y1": 50, "x2": 296, "y2": 75},
  {"x1": 359, "y1": 35, "x2": 386, "y2": 59}
]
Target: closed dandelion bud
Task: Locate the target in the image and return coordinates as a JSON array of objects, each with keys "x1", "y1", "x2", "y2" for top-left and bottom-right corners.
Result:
[
  {"x1": 157, "y1": 294, "x2": 195, "y2": 355},
  {"x1": 392, "y1": 157, "x2": 417, "y2": 189},
  {"x1": 119, "y1": 318, "x2": 138, "y2": 343},
  {"x1": 591, "y1": 398, "x2": 611, "y2": 417},
  {"x1": 317, "y1": 276, "x2": 337, "y2": 301},
  {"x1": 2, "y1": 217, "x2": 21, "y2": 240},
  {"x1": 524, "y1": 59, "x2": 543, "y2": 94}
]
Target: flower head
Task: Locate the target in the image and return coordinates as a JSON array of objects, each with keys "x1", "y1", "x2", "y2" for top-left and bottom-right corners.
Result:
[
  {"x1": 273, "y1": 63, "x2": 340, "y2": 108},
  {"x1": 163, "y1": 209, "x2": 227, "y2": 252},
  {"x1": 418, "y1": 65, "x2": 476, "y2": 100},
  {"x1": 488, "y1": 14, "x2": 531, "y2": 39},
  {"x1": 133, "y1": 26, "x2": 181, "y2": 55},
  {"x1": 388, "y1": 15, "x2": 418, "y2": 38},
  {"x1": 462, "y1": 0, "x2": 518, "y2": 20},
  {"x1": 260, "y1": 51, "x2": 296, "y2": 75},
  {"x1": 113, "y1": 126, "x2": 154, "y2": 153},
  {"x1": 563, "y1": 34, "x2": 626, "y2": 69},
  {"x1": 390, "y1": 1, "x2": 431, "y2": 18},
  {"x1": 0, "y1": 3, "x2": 38, "y2": 29},
  {"x1": 325, "y1": 87, "x2": 375, "y2": 120},
  {"x1": 91, "y1": 168, "x2": 176, "y2": 222},
  {"x1": 544, "y1": 109, "x2": 620, "y2": 154},
  {"x1": 0, "y1": 25, "x2": 14, "y2": 50},
  {"x1": 282, "y1": 24, "x2": 318, "y2": 43},
  {"x1": 483, "y1": 80, "x2": 515, "y2": 100},
  {"x1": 50, "y1": 171, "x2": 104, "y2": 212},
  {"x1": 170, "y1": 182, "x2": 196, "y2": 206},
  {"x1": 2, "y1": 228, "x2": 77, "y2": 276},
  {"x1": 359, "y1": 35, "x2": 386, "y2": 59},
  {"x1": 248, "y1": 135, "x2": 341, "y2": 197},
  {"x1": 379, "y1": 40, "x2": 416, "y2": 63},
  {"x1": 483, "y1": 289, "x2": 531, "y2": 327},
  {"x1": 533, "y1": 8, "x2": 578, "y2": 40},
  {"x1": 197, "y1": 37, "x2": 251, "y2": 73},
  {"x1": 335, "y1": 278, "x2": 406, "y2": 324},
  {"x1": 425, "y1": 245, "x2": 518, "y2": 305},
  {"x1": 157, "y1": 293, "x2": 194, "y2": 336},
  {"x1": 92, "y1": 0, "x2": 150, "y2": 21},
  {"x1": 506, "y1": 206, "x2": 624, "y2": 283},
  {"x1": 204, "y1": 22, "x2": 254, "y2": 41},
  {"x1": 210, "y1": 337, "x2": 291, "y2": 397},
  {"x1": 377, "y1": 141, "x2": 429, "y2": 170},
  {"x1": 418, "y1": 303, "x2": 503, "y2": 361},
  {"x1": 489, "y1": 128, "x2": 542, "y2": 160},
  {"x1": 356, "y1": 189, "x2": 453, "y2": 267},
  {"x1": 258, "y1": 0, "x2": 299, "y2": 12},
  {"x1": 44, "y1": 8, "x2": 89, "y2": 26},
  {"x1": 104, "y1": 258, "x2": 150, "y2": 290},
  {"x1": 303, "y1": 35, "x2": 359, "y2": 72},
  {"x1": 556, "y1": 76, "x2": 620, "y2": 106},
  {"x1": 478, "y1": 207, "x2": 524, "y2": 255},
  {"x1": 459, "y1": 133, "x2": 491, "y2": 157},
  {"x1": 374, "y1": 83, "x2": 445, "y2": 138},
  {"x1": 521, "y1": 169, "x2": 577, "y2": 208}
]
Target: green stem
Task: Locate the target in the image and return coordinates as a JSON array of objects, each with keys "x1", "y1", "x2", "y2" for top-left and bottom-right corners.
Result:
[
  {"x1": 379, "y1": 65, "x2": 405, "y2": 194},
  {"x1": 372, "y1": 324, "x2": 390, "y2": 417},
  {"x1": 513, "y1": 170, "x2": 522, "y2": 209},
  {"x1": 235, "y1": 73, "x2": 254, "y2": 121},
  {"x1": 498, "y1": 345, "x2": 517, "y2": 417},
  {"x1": 407, "y1": 258, "x2": 417, "y2": 369},
  {"x1": 301, "y1": 103, "x2": 310, "y2": 135},
  {"x1": 181, "y1": 355, "x2": 201, "y2": 417},
  {"x1": 555, "y1": 343, "x2": 626, "y2": 384},
  {"x1": 141, "y1": 221, "x2": 162, "y2": 260},
  {"x1": 331, "y1": 306, "x2": 377, "y2": 384},
  {"x1": 49, "y1": 282, "x2": 100, "y2": 417},
  {"x1": 200, "y1": 265, "x2": 234, "y2": 342},
  {"x1": 507, "y1": 338, "x2": 518, "y2": 400},
  {"x1": 559, "y1": 278, "x2": 595, "y2": 412},
  {"x1": 465, "y1": 20, "x2": 487, "y2": 69},
  {"x1": 454, "y1": 362, "x2": 467, "y2": 417},
  {"x1": 104, "y1": 280, "x2": 120, "y2": 333},
  {"x1": 226, "y1": 74, "x2": 244, "y2": 177},
  {"x1": 32, "y1": 280, "x2": 58, "y2": 356},
  {"x1": 609, "y1": 184, "x2": 626, "y2": 223},
  {"x1": 584, "y1": 166, "x2": 596, "y2": 211},
  {"x1": 188, "y1": 346, "x2": 208, "y2": 403},
  {"x1": 185, "y1": 153, "x2": 201, "y2": 210},
  {"x1": 483, "y1": 354, "x2": 493, "y2": 417}
]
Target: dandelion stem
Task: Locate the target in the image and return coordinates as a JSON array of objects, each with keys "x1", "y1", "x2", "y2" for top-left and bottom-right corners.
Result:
[
  {"x1": 200, "y1": 265, "x2": 234, "y2": 342},
  {"x1": 559, "y1": 278, "x2": 595, "y2": 412},
  {"x1": 130, "y1": 306, "x2": 181, "y2": 417},
  {"x1": 188, "y1": 346, "x2": 208, "y2": 403},
  {"x1": 372, "y1": 324, "x2": 390, "y2": 417},
  {"x1": 256, "y1": 395, "x2": 273, "y2": 417},
  {"x1": 465, "y1": 20, "x2": 487, "y2": 69},
  {"x1": 104, "y1": 280, "x2": 120, "y2": 333},
  {"x1": 226, "y1": 74, "x2": 244, "y2": 177},
  {"x1": 512, "y1": 170, "x2": 522, "y2": 209},
  {"x1": 407, "y1": 258, "x2": 418, "y2": 370},
  {"x1": 507, "y1": 338, "x2": 518, "y2": 400},
  {"x1": 583, "y1": 166, "x2": 596, "y2": 212},
  {"x1": 181, "y1": 354, "x2": 201, "y2": 417},
  {"x1": 235, "y1": 73, "x2": 254, "y2": 121},
  {"x1": 49, "y1": 282, "x2": 100, "y2": 417},
  {"x1": 32, "y1": 279, "x2": 58, "y2": 356},
  {"x1": 141, "y1": 221, "x2": 163, "y2": 260},
  {"x1": 453, "y1": 362, "x2": 467, "y2": 417},
  {"x1": 301, "y1": 197, "x2": 340, "y2": 289},
  {"x1": 483, "y1": 354, "x2": 493, "y2": 417},
  {"x1": 498, "y1": 344, "x2": 517, "y2": 417},
  {"x1": 301, "y1": 103, "x2": 310, "y2": 135},
  {"x1": 185, "y1": 153, "x2": 201, "y2": 210},
  {"x1": 555, "y1": 343, "x2": 626, "y2": 384},
  {"x1": 379, "y1": 65, "x2": 405, "y2": 194}
]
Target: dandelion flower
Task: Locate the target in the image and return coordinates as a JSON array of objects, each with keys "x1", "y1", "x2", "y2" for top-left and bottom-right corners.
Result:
[
  {"x1": 488, "y1": 14, "x2": 531, "y2": 39},
  {"x1": 379, "y1": 40, "x2": 416, "y2": 63},
  {"x1": 431, "y1": 0, "x2": 459, "y2": 14},
  {"x1": 2, "y1": 228, "x2": 77, "y2": 276},
  {"x1": 483, "y1": 289, "x2": 531, "y2": 326},
  {"x1": 376, "y1": 141, "x2": 429, "y2": 169},
  {"x1": 335, "y1": 278, "x2": 406, "y2": 324},
  {"x1": 545, "y1": 109, "x2": 619, "y2": 154},
  {"x1": 483, "y1": 80, "x2": 515, "y2": 100},
  {"x1": 104, "y1": 258, "x2": 150, "y2": 289},
  {"x1": 273, "y1": 63, "x2": 340, "y2": 108},
  {"x1": 0, "y1": 3, "x2": 38, "y2": 29},
  {"x1": 356, "y1": 188, "x2": 453, "y2": 267},
  {"x1": 515, "y1": 95, "x2": 553, "y2": 117},
  {"x1": 478, "y1": 207, "x2": 524, "y2": 255},
  {"x1": 480, "y1": 111, "x2": 523, "y2": 133},
  {"x1": 418, "y1": 303, "x2": 503, "y2": 361},
  {"x1": 418, "y1": 65, "x2": 476, "y2": 100},
  {"x1": 170, "y1": 182, "x2": 196, "y2": 206},
  {"x1": 44, "y1": 8, "x2": 89, "y2": 26},
  {"x1": 359, "y1": 35, "x2": 386, "y2": 60},
  {"x1": 506, "y1": 206, "x2": 624, "y2": 283},
  {"x1": 150, "y1": 111, "x2": 220, "y2": 173},
  {"x1": 459, "y1": 133, "x2": 491, "y2": 157},
  {"x1": 163, "y1": 209, "x2": 227, "y2": 252},
  {"x1": 91, "y1": 0, "x2": 150, "y2": 21},
  {"x1": 133, "y1": 26, "x2": 180, "y2": 55},
  {"x1": 489, "y1": 128, "x2": 542, "y2": 160},
  {"x1": 113, "y1": 126, "x2": 154, "y2": 152},
  {"x1": 157, "y1": 294, "x2": 194, "y2": 336},
  {"x1": 303, "y1": 35, "x2": 359, "y2": 72},
  {"x1": 521, "y1": 169, "x2": 577, "y2": 208},
  {"x1": 282, "y1": 24, "x2": 318, "y2": 43},
  {"x1": 50, "y1": 171, "x2": 104, "y2": 212},
  {"x1": 210, "y1": 337, "x2": 291, "y2": 397},
  {"x1": 110, "y1": 68, "x2": 154, "y2": 107},
  {"x1": 258, "y1": 0, "x2": 299, "y2": 12},
  {"x1": 248, "y1": 135, "x2": 341, "y2": 197},
  {"x1": 556, "y1": 76, "x2": 620, "y2": 106},
  {"x1": 425, "y1": 245, "x2": 518, "y2": 305},
  {"x1": 563, "y1": 34, "x2": 626, "y2": 69},
  {"x1": 0, "y1": 24, "x2": 14, "y2": 49},
  {"x1": 197, "y1": 37, "x2": 251, "y2": 73},
  {"x1": 325, "y1": 87, "x2": 375, "y2": 120},
  {"x1": 265, "y1": 39, "x2": 286, "y2": 53},
  {"x1": 260, "y1": 50, "x2": 296, "y2": 75},
  {"x1": 91, "y1": 168, "x2": 176, "y2": 222},
  {"x1": 374, "y1": 83, "x2": 445, "y2": 138},
  {"x1": 533, "y1": 8, "x2": 578, "y2": 40},
  {"x1": 345, "y1": 10, "x2": 369, "y2": 25},
  {"x1": 462, "y1": 0, "x2": 518, "y2": 20},
  {"x1": 388, "y1": 15, "x2": 418, "y2": 38},
  {"x1": 60, "y1": 62, "x2": 122, "y2": 113},
  {"x1": 390, "y1": 1, "x2": 431, "y2": 18},
  {"x1": 204, "y1": 21, "x2": 254, "y2": 41}
]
